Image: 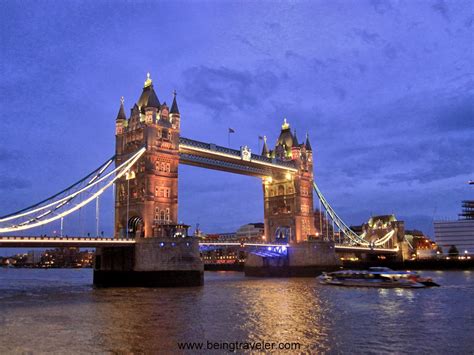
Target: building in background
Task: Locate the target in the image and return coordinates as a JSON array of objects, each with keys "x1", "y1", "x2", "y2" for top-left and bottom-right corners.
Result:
[
  {"x1": 236, "y1": 223, "x2": 265, "y2": 242},
  {"x1": 434, "y1": 200, "x2": 474, "y2": 255}
]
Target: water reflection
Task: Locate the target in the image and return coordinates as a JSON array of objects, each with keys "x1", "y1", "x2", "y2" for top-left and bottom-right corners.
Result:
[{"x1": 0, "y1": 270, "x2": 473, "y2": 353}]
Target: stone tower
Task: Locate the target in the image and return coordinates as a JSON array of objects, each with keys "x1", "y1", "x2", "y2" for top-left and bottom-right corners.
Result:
[
  {"x1": 262, "y1": 119, "x2": 316, "y2": 243},
  {"x1": 114, "y1": 73, "x2": 180, "y2": 239}
]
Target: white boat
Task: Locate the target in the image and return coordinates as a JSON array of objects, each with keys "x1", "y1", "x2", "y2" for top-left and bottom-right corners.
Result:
[{"x1": 318, "y1": 267, "x2": 439, "y2": 288}]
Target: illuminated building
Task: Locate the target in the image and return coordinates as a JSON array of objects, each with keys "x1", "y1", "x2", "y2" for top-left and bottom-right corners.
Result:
[
  {"x1": 236, "y1": 223, "x2": 265, "y2": 242},
  {"x1": 434, "y1": 201, "x2": 474, "y2": 255},
  {"x1": 114, "y1": 73, "x2": 180, "y2": 238},
  {"x1": 262, "y1": 121, "x2": 316, "y2": 243}
]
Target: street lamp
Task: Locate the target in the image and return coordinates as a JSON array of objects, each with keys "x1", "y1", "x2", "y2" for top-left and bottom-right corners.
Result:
[{"x1": 125, "y1": 170, "x2": 136, "y2": 239}]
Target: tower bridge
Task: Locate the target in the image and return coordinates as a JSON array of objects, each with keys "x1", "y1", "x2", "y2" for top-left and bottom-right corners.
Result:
[{"x1": 0, "y1": 73, "x2": 404, "y2": 286}]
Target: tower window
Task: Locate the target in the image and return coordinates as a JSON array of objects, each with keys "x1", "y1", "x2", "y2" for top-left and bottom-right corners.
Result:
[
  {"x1": 162, "y1": 129, "x2": 168, "y2": 139},
  {"x1": 278, "y1": 185, "x2": 285, "y2": 195}
]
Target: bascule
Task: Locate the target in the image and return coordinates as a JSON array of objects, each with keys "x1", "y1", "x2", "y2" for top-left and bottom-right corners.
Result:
[{"x1": 0, "y1": 73, "x2": 403, "y2": 286}]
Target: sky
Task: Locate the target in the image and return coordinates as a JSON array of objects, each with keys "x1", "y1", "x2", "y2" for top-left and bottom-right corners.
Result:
[{"x1": 0, "y1": 0, "x2": 473, "y2": 253}]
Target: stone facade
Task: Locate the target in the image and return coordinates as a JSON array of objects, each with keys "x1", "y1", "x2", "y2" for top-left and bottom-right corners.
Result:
[
  {"x1": 114, "y1": 74, "x2": 180, "y2": 239},
  {"x1": 262, "y1": 120, "x2": 316, "y2": 243}
]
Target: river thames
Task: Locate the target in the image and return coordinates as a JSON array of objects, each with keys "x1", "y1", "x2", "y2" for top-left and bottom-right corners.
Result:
[{"x1": 0, "y1": 269, "x2": 473, "y2": 354}]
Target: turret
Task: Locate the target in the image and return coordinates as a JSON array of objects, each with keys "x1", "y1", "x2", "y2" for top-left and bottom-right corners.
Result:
[
  {"x1": 170, "y1": 90, "x2": 180, "y2": 130},
  {"x1": 115, "y1": 96, "x2": 127, "y2": 135},
  {"x1": 291, "y1": 129, "x2": 301, "y2": 159},
  {"x1": 305, "y1": 132, "x2": 312, "y2": 151},
  {"x1": 261, "y1": 135, "x2": 269, "y2": 157},
  {"x1": 305, "y1": 133, "x2": 313, "y2": 164},
  {"x1": 137, "y1": 73, "x2": 161, "y2": 124},
  {"x1": 275, "y1": 118, "x2": 295, "y2": 160}
]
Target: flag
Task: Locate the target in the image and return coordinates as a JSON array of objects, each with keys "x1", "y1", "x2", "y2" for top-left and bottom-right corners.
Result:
[
  {"x1": 258, "y1": 135, "x2": 264, "y2": 140},
  {"x1": 228, "y1": 128, "x2": 235, "y2": 133}
]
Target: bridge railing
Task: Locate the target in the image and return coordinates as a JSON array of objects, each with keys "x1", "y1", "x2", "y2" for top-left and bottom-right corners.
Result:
[{"x1": 179, "y1": 137, "x2": 297, "y2": 170}]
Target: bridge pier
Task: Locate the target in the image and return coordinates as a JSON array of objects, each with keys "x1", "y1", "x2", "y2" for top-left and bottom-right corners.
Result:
[
  {"x1": 93, "y1": 236, "x2": 203, "y2": 287},
  {"x1": 244, "y1": 240, "x2": 341, "y2": 277}
]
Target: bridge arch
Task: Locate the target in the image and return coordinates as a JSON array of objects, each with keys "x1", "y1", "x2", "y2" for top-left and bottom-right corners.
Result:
[{"x1": 127, "y1": 216, "x2": 144, "y2": 238}]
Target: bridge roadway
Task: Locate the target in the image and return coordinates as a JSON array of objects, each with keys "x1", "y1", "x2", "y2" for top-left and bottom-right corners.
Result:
[
  {"x1": 0, "y1": 236, "x2": 398, "y2": 254},
  {"x1": 178, "y1": 137, "x2": 297, "y2": 177}
]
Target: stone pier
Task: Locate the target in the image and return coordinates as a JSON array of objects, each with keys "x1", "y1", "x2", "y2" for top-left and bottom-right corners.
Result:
[
  {"x1": 93, "y1": 236, "x2": 203, "y2": 287},
  {"x1": 244, "y1": 240, "x2": 341, "y2": 277}
]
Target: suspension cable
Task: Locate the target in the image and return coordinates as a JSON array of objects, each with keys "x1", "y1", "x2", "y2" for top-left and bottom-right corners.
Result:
[{"x1": 0, "y1": 148, "x2": 145, "y2": 233}]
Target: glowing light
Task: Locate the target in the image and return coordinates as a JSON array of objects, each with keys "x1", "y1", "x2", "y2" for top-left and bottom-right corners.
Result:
[
  {"x1": 0, "y1": 157, "x2": 115, "y2": 223},
  {"x1": 285, "y1": 172, "x2": 292, "y2": 181},
  {"x1": 144, "y1": 72, "x2": 152, "y2": 87},
  {"x1": 0, "y1": 148, "x2": 145, "y2": 233},
  {"x1": 159, "y1": 242, "x2": 165, "y2": 247}
]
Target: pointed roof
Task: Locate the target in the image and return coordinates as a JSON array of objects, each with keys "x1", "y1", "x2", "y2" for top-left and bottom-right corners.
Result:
[
  {"x1": 116, "y1": 96, "x2": 127, "y2": 121},
  {"x1": 145, "y1": 88, "x2": 160, "y2": 109},
  {"x1": 261, "y1": 136, "x2": 269, "y2": 156},
  {"x1": 292, "y1": 129, "x2": 299, "y2": 146},
  {"x1": 170, "y1": 90, "x2": 180, "y2": 114},
  {"x1": 276, "y1": 118, "x2": 294, "y2": 149},
  {"x1": 305, "y1": 133, "x2": 312, "y2": 151},
  {"x1": 137, "y1": 73, "x2": 160, "y2": 110}
]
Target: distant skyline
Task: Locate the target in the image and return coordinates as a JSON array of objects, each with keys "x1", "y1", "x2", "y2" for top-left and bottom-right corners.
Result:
[{"x1": 1, "y1": 0, "x2": 473, "y2": 252}]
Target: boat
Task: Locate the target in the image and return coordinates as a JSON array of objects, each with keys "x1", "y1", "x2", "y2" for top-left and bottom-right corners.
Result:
[{"x1": 318, "y1": 267, "x2": 439, "y2": 288}]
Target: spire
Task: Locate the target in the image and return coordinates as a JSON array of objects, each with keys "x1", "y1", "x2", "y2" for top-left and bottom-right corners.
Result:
[
  {"x1": 144, "y1": 72, "x2": 152, "y2": 88},
  {"x1": 305, "y1": 133, "x2": 312, "y2": 151},
  {"x1": 282, "y1": 118, "x2": 290, "y2": 130},
  {"x1": 293, "y1": 129, "x2": 299, "y2": 146},
  {"x1": 116, "y1": 96, "x2": 127, "y2": 121},
  {"x1": 261, "y1": 135, "x2": 269, "y2": 156},
  {"x1": 170, "y1": 90, "x2": 180, "y2": 114},
  {"x1": 138, "y1": 72, "x2": 161, "y2": 110},
  {"x1": 145, "y1": 87, "x2": 160, "y2": 109}
]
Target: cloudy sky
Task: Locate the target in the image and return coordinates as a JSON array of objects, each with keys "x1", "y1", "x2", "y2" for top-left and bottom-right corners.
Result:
[{"x1": 0, "y1": 0, "x2": 472, "y2": 248}]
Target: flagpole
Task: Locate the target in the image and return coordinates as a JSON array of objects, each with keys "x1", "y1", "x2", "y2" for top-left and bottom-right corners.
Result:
[{"x1": 228, "y1": 131, "x2": 230, "y2": 147}]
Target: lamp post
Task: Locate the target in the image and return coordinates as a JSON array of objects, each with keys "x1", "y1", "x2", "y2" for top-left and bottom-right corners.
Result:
[{"x1": 125, "y1": 170, "x2": 136, "y2": 239}]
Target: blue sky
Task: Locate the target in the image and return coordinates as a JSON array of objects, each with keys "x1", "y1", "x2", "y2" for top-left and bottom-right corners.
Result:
[{"x1": 0, "y1": 0, "x2": 473, "y2": 251}]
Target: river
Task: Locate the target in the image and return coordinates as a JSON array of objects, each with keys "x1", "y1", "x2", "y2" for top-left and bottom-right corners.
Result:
[{"x1": 0, "y1": 269, "x2": 473, "y2": 353}]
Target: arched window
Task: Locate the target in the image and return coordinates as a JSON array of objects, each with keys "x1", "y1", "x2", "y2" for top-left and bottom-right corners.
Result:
[
  {"x1": 160, "y1": 210, "x2": 165, "y2": 221},
  {"x1": 278, "y1": 185, "x2": 285, "y2": 195}
]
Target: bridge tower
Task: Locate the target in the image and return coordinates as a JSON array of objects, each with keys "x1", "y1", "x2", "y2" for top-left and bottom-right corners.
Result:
[
  {"x1": 114, "y1": 73, "x2": 180, "y2": 239},
  {"x1": 262, "y1": 119, "x2": 316, "y2": 243},
  {"x1": 94, "y1": 73, "x2": 203, "y2": 287}
]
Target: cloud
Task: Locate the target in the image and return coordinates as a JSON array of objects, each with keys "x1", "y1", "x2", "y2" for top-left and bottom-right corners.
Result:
[
  {"x1": 0, "y1": 176, "x2": 31, "y2": 190},
  {"x1": 333, "y1": 86, "x2": 347, "y2": 101},
  {"x1": 383, "y1": 44, "x2": 398, "y2": 60},
  {"x1": 369, "y1": 0, "x2": 393, "y2": 15},
  {"x1": 432, "y1": 0, "x2": 450, "y2": 21},
  {"x1": 431, "y1": 96, "x2": 474, "y2": 132},
  {"x1": 181, "y1": 65, "x2": 280, "y2": 117},
  {"x1": 352, "y1": 28, "x2": 380, "y2": 44}
]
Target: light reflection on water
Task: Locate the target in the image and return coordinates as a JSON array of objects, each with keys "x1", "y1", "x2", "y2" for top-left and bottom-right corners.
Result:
[{"x1": 0, "y1": 269, "x2": 473, "y2": 353}]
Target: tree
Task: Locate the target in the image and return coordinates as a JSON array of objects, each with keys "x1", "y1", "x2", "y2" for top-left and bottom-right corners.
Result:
[{"x1": 448, "y1": 245, "x2": 459, "y2": 257}]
